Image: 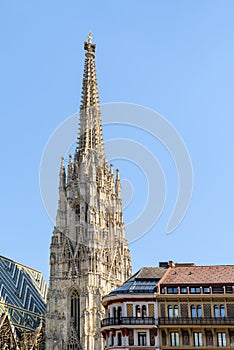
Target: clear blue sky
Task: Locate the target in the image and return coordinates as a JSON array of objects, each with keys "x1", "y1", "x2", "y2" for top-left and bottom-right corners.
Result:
[{"x1": 1, "y1": 1, "x2": 234, "y2": 282}]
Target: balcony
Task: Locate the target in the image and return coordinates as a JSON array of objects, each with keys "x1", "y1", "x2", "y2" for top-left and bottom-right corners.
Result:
[
  {"x1": 159, "y1": 317, "x2": 234, "y2": 325},
  {"x1": 101, "y1": 317, "x2": 156, "y2": 327}
]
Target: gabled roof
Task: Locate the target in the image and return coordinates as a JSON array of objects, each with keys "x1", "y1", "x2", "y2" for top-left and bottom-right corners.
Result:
[
  {"x1": 137, "y1": 267, "x2": 167, "y2": 279},
  {"x1": 162, "y1": 265, "x2": 234, "y2": 285}
]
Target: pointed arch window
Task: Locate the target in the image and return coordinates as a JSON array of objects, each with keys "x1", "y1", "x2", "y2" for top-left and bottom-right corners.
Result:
[
  {"x1": 85, "y1": 203, "x2": 88, "y2": 222},
  {"x1": 75, "y1": 205, "x2": 80, "y2": 221},
  {"x1": 70, "y1": 289, "x2": 80, "y2": 335}
]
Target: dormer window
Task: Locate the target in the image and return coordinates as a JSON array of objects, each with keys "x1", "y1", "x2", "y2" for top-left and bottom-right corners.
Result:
[{"x1": 167, "y1": 287, "x2": 178, "y2": 294}]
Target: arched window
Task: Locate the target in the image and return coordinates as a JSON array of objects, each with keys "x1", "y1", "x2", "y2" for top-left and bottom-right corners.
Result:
[
  {"x1": 197, "y1": 305, "x2": 202, "y2": 318},
  {"x1": 220, "y1": 305, "x2": 225, "y2": 317},
  {"x1": 85, "y1": 203, "x2": 88, "y2": 222},
  {"x1": 191, "y1": 305, "x2": 202, "y2": 318},
  {"x1": 191, "y1": 305, "x2": 196, "y2": 318},
  {"x1": 136, "y1": 305, "x2": 141, "y2": 318},
  {"x1": 214, "y1": 305, "x2": 225, "y2": 318},
  {"x1": 142, "y1": 305, "x2": 147, "y2": 318},
  {"x1": 117, "y1": 306, "x2": 122, "y2": 320},
  {"x1": 75, "y1": 205, "x2": 80, "y2": 221},
  {"x1": 174, "y1": 305, "x2": 179, "y2": 317},
  {"x1": 168, "y1": 305, "x2": 173, "y2": 318},
  {"x1": 70, "y1": 289, "x2": 80, "y2": 335},
  {"x1": 168, "y1": 305, "x2": 178, "y2": 318},
  {"x1": 113, "y1": 307, "x2": 117, "y2": 319}
]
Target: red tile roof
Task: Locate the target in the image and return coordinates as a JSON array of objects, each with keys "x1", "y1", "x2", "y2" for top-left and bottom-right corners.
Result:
[{"x1": 161, "y1": 265, "x2": 234, "y2": 285}]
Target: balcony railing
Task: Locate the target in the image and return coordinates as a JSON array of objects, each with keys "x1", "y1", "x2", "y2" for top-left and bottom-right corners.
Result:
[
  {"x1": 159, "y1": 317, "x2": 234, "y2": 325},
  {"x1": 101, "y1": 317, "x2": 156, "y2": 327}
]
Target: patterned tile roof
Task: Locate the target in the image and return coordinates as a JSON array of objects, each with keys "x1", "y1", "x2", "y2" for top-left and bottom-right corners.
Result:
[
  {"x1": 0, "y1": 255, "x2": 47, "y2": 332},
  {"x1": 162, "y1": 265, "x2": 234, "y2": 285}
]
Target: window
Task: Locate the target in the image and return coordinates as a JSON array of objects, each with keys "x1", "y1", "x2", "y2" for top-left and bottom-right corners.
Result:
[
  {"x1": 217, "y1": 332, "x2": 226, "y2": 347},
  {"x1": 162, "y1": 330, "x2": 167, "y2": 346},
  {"x1": 70, "y1": 289, "x2": 80, "y2": 335},
  {"x1": 182, "y1": 331, "x2": 190, "y2": 346},
  {"x1": 136, "y1": 305, "x2": 141, "y2": 317},
  {"x1": 206, "y1": 331, "x2": 213, "y2": 346},
  {"x1": 229, "y1": 331, "x2": 234, "y2": 347},
  {"x1": 110, "y1": 335, "x2": 114, "y2": 346},
  {"x1": 212, "y1": 286, "x2": 224, "y2": 294},
  {"x1": 226, "y1": 286, "x2": 233, "y2": 293},
  {"x1": 214, "y1": 305, "x2": 225, "y2": 318},
  {"x1": 191, "y1": 305, "x2": 202, "y2": 318},
  {"x1": 170, "y1": 332, "x2": 179, "y2": 346},
  {"x1": 129, "y1": 329, "x2": 134, "y2": 346},
  {"x1": 160, "y1": 286, "x2": 165, "y2": 294},
  {"x1": 150, "y1": 329, "x2": 155, "y2": 346},
  {"x1": 214, "y1": 305, "x2": 219, "y2": 318},
  {"x1": 135, "y1": 305, "x2": 147, "y2": 318},
  {"x1": 168, "y1": 305, "x2": 173, "y2": 317},
  {"x1": 117, "y1": 332, "x2": 122, "y2": 346},
  {"x1": 138, "y1": 332, "x2": 147, "y2": 346},
  {"x1": 142, "y1": 305, "x2": 147, "y2": 318},
  {"x1": 167, "y1": 287, "x2": 178, "y2": 294},
  {"x1": 203, "y1": 286, "x2": 210, "y2": 294},
  {"x1": 168, "y1": 305, "x2": 179, "y2": 318},
  {"x1": 75, "y1": 205, "x2": 80, "y2": 221},
  {"x1": 194, "y1": 332, "x2": 203, "y2": 347},
  {"x1": 107, "y1": 309, "x2": 110, "y2": 318},
  {"x1": 191, "y1": 305, "x2": 196, "y2": 318},
  {"x1": 180, "y1": 286, "x2": 188, "y2": 294},
  {"x1": 117, "y1": 306, "x2": 122, "y2": 320},
  {"x1": 190, "y1": 286, "x2": 201, "y2": 294}
]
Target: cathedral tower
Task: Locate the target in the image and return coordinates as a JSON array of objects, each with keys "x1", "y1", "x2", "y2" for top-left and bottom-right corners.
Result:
[{"x1": 45, "y1": 36, "x2": 132, "y2": 350}]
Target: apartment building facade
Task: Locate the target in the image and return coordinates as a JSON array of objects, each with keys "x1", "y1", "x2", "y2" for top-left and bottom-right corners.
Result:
[{"x1": 101, "y1": 262, "x2": 234, "y2": 349}]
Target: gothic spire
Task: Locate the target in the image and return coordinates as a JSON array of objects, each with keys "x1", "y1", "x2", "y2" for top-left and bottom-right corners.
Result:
[
  {"x1": 77, "y1": 34, "x2": 105, "y2": 161},
  {"x1": 80, "y1": 33, "x2": 99, "y2": 110}
]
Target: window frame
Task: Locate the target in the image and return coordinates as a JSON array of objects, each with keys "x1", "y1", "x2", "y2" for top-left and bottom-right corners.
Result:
[
  {"x1": 217, "y1": 332, "x2": 226, "y2": 347},
  {"x1": 212, "y1": 286, "x2": 224, "y2": 294},
  {"x1": 193, "y1": 332, "x2": 203, "y2": 347},
  {"x1": 138, "y1": 332, "x2": 147, "y2": 346},
  {"x1": 117, "y1": 332, "x2": 122, "y2": 346},
  {"x1": 170, "y1": 332, "x2": 179, "y2": 346},
  {"x1": 70, "y1": 289, "x2": 80, "y2": 335},
  {"x1": 203, "y1": 286, "x2": 210, "y2": 294},
  {"x1": 226, "y1": 285, "x2": 233, "y2": 293},
  {"x1": 168, "y1": 305, "x2": 179, "y2": 318},
  {"x1": 190, "y1": 286, "x2": 201, "y2": 294},
  {"x1": 191, "y1": 305, "x2": 202, "y2": 318},
  {"x1": 167, "y1": 287, "x2": 178, "y2": 294},
  {"x1": 214, "y1": 304, "x2": 225, "y2": 318},
  {"x1": 180, "y1": 286, "x2": 188, "y2": 294}
]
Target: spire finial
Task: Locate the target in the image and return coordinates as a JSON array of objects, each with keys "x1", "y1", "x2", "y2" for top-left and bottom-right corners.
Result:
[
  {"x1": 77, "y1": 37, "x2": 105, "y2": 162},
  {"x1": 88, "y1": 31, "x2": 92, "y2": 43}
]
